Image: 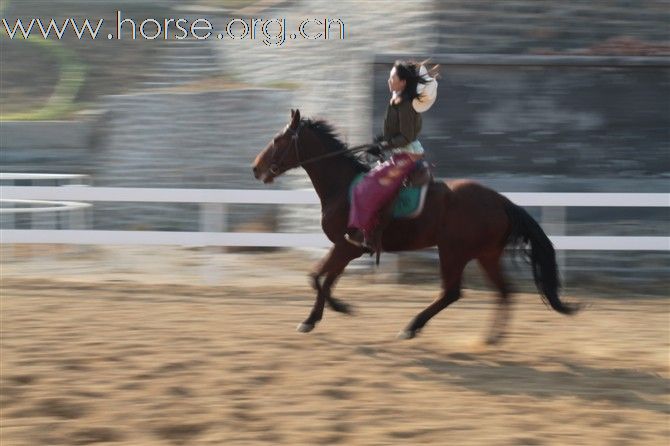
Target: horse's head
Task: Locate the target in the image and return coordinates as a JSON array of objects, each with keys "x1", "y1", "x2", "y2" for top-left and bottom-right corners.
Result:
[{"x1": 252, "y1": 109, "x2": 304, "y2": 184}]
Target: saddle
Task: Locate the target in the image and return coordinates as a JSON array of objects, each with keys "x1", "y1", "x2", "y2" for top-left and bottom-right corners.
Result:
[
  {"x1": 349, "y1": 160, "x2": 431, "y2": 221},
  {"x1": 371, "y1": 161, "x2": 432, "y2": 264},
  {"x1": 348, "y1": 160, "x2": 433, "y2": 265},
  {"x1": 391, "y1": 160, "x2": 432, "y2": 219},
  {"x1": 404, "y1": 159, "x2": 433, "y2": 187}
]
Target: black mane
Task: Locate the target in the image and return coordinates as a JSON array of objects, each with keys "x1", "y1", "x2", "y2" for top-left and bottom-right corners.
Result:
[{"x1": 303, "y1": 119, "x2": 370, "y2": 173}]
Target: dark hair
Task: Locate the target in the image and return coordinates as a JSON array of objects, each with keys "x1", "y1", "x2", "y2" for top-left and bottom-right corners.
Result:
[{"x1": 393, "y1": 59, "x2": 440, "y2": 103}]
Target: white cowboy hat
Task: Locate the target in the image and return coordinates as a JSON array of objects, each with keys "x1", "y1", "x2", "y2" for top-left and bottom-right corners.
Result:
[{"x1": 412, "y1": 65, "x2": 438, "y2": 113}]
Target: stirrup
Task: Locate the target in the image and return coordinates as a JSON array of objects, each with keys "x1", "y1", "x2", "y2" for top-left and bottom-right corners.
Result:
[
  {"x1": 344, "y1": 233, "x2": 372, "y2": 251},
  {"x1": 344, "y1": 233, "x2": 363, "y2": 247}
]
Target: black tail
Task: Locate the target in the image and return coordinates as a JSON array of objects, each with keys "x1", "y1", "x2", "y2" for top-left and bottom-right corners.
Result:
[{"x1": 504, "y1": 202, "x2": 580, "y2": 315}]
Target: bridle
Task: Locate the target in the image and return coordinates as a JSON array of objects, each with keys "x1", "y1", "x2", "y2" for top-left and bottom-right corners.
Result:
[
  {"x1": 268, "y1": 121, "x2": 377, "y2": 176},
  {"x1": 268, "y1": 121, "x2": 304, "y2": 176}
]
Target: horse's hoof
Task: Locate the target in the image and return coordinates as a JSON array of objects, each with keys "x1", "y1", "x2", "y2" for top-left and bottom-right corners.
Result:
[
  {"x1": 296, "y1": 322, "x2": 315, "y2": 333},
  {"x1": 397, "y1": 329, "x2": 416, "y2": 340},
  {"x1": 328, "y1": 299, "x2": 355, "y2": 315}
]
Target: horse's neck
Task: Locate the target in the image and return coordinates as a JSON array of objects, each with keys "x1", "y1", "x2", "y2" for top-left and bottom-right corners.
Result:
[
  {"x1": 297, "y1": 130, "x2": 363, "y2": 209},
  {"x1": 302, "y1": 159, "x2": 359, "y2": 206}
]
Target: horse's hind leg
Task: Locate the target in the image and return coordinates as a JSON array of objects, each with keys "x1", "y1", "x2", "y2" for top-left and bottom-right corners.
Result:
[
  {"x1": 478, "y1": 251, "x2": 512, "y2": 345},
  {"x1": 298, "y1": 243, "x2": 361, "y2": 333},
  {"x1": 398, "y1": 253, "x2": 465, "y2": 340}
]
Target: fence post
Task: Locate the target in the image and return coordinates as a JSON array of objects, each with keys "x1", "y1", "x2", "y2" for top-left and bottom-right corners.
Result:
[
  {"x1": 2, "y1": 178, "x2": 16, "y2": 230},
  {"x1": 375, "y1": 253, "x2": 400, "y2": 282},
  {"x1": 199, "y1": 203, "x2": 228, "y2": 284},
  {"x1": 542, "y1": 206, "x2": 567, "y2": 285},
  {"x1": 1, "y1": 184, "x2": 15, "y2": 258}
]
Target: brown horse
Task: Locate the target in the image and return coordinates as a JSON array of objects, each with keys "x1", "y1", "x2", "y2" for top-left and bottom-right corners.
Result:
[{"x1": 252, "y1": 109, "x2": 579, "y2": 343}]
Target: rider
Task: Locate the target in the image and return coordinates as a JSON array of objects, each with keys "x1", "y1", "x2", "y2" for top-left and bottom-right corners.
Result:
[{"x1": 346, "y1": 59, "x2": 439, "y2": 251}]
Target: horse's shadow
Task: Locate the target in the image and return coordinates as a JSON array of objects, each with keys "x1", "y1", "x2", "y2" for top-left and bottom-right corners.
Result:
[
  {"x1": 311, "y1": 334, "x2": 668, "y2": 415},
  {"x1": 401, "y1": 345, "x2": 669, "y2": 415}
]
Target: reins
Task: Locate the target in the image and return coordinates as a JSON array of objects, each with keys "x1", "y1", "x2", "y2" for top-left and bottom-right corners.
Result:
[
  {"x1": 298, "y1": 142, "x2": 375, "y2": 166},
  {"x1": 269, "y1": 121, "x2": 377, "y2": 175}
]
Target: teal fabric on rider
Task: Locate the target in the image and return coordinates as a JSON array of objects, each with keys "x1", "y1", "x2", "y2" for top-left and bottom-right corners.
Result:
[{"x1": 392, "y1": 140, "x2": 424, "y2": 155}]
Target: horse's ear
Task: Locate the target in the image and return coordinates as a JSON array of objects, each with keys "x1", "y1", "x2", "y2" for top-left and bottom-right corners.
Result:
[{"x1": 290, "y1": 108, "x2": 300, "y2": 128}]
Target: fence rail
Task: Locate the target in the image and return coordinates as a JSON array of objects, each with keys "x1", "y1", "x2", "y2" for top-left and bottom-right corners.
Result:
[
  {"x1": 1, "y1": 186, "x2": 669, "y2": 206},
  {"x1": 1, "y1": 230, "x2": 666, "y2": 251},
  {"x1": 1, "y1": 186, "x2": 668, "y2": 251}
]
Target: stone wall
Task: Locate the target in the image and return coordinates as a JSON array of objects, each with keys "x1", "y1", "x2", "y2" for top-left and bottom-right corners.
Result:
[
  {"x1": 373, "y1": 55, "x2": 670, "y2": 180},
  {"x1": 432, "y1": 0, "x2": 670, "y2": 55}
]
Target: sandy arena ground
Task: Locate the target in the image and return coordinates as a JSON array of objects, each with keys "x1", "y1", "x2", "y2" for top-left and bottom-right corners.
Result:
[{"x1": 1, "y1": 248, "x2": 668, "y2": 445}]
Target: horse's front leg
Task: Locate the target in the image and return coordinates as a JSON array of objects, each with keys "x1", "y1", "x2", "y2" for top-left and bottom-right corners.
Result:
[
  {"x1": 296, "y1": 272, "x2": 327, "y2": 333},
  {"x1": 297, "y1": 243, "x2": 362, "y2": 333}
]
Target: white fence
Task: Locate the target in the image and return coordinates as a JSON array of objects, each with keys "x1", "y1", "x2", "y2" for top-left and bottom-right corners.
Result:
[
  {"x1": 0, "y1": 174, "x2": 92, "y2": 231},
  {"x1": 1, "y1": 186, "x2": 669, "y2": 251}
]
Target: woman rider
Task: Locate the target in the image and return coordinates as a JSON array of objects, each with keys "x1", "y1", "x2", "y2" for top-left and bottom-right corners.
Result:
[{"x1": 346, "y1": 59, "x2": 439, "y2": 251}]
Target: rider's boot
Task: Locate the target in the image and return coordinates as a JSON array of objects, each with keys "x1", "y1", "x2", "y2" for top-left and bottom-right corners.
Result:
[{"x1": 370, "y1": 197, "x2": 396, "y2": 265}]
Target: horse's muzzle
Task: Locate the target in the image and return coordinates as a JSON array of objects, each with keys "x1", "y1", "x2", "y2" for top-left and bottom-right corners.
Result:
[{"x1": 252, "y1": 165, "x2": 275, "y2": 184}]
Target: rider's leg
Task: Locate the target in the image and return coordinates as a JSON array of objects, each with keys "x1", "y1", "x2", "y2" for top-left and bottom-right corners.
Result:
[{"x1": 366, "y1": 191, "x2": 398, "y2": 262}]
